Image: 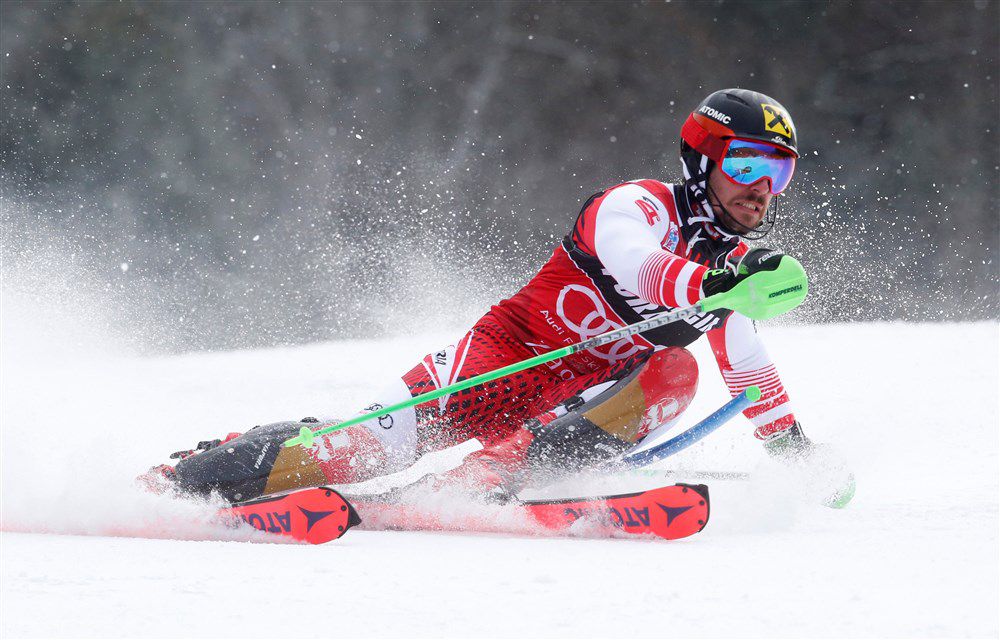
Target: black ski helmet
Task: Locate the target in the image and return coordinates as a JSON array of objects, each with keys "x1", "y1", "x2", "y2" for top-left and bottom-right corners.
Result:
[{"x1": 679, "y1": 88, "x2": 798, "y2": 240}]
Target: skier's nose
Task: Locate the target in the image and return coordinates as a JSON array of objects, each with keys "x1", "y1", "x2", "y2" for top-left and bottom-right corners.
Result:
[{"x1": 748, "y1": 177, "x2": 771, "y2": 194}]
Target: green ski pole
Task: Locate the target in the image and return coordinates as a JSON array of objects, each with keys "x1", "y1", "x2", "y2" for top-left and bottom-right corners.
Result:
[{"x1": 283, "y1": 255, "x2": 808, "y2": 448}]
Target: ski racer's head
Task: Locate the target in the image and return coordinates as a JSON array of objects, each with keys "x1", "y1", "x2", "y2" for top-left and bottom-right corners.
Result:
[{"x1": 680, "y1": 88, "x2": 798, "y2": 240}]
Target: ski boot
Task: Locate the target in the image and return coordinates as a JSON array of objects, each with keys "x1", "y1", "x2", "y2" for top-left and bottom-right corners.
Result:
[
  {"x1": 137, "y1": 417, "x2": 392, "y2": 504},
  {"x1": 137, "y1": 431, "x2": 244, "y2": 494}
]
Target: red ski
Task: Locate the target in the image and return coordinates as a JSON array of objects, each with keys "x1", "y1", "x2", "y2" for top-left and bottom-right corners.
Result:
[
  {"x1": 218, "y1": 486, "x2": 361, "y2": 545},
  {"x1": 526, "y1": 483, "x2": 709, "y2": 540},
  {"x1": 351, "y1": 483, "x2": 709, "y2": 541}
]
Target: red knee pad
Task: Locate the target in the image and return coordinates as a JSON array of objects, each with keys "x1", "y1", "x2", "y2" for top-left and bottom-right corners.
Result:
[{"x1": 635, "y1": 347, "x2": 699, "y2": 435}]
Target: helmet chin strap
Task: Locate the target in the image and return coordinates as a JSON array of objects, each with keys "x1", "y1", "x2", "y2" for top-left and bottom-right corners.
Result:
[{"x1": 680, "y1": 151, "x2": 739, "y2": 242}]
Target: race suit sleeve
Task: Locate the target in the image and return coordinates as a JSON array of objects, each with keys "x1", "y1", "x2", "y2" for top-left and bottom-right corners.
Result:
[
  {"x1": 591, "y1": 183, "x2": 708, "y2": 308},
  {"x1": 706, "y1": 312, "x2": 797, "y2": 439}
]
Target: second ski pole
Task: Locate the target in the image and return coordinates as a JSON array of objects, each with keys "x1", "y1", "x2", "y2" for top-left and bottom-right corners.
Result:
[{"x1": 622, "y1": 386, "x2": 761, "y2": 467}]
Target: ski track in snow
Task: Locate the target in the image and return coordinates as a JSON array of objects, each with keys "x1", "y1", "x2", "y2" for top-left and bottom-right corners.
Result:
[{"x1": 1, "y1": 321, "x2": 997, "y2": 638}]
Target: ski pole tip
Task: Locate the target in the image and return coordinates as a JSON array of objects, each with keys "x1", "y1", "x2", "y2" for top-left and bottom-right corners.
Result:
[{"x1": 746, "y1": 385, "x2": 762, "y2": 402}]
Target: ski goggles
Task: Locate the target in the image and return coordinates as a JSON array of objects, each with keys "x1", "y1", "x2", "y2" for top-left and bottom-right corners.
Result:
[{"x1": 719, "y1": 139, "x2": 797, "y2": 195}]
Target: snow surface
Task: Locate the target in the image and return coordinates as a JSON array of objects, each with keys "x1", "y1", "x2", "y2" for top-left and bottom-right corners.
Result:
[{"x1": 2, "y1": 316, "x2": 998, "y2": 638}]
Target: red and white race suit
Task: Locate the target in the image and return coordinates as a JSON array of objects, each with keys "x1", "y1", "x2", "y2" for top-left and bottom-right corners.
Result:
[{"x1": 310, "y1": 180, "x2": 797, "y2": 485}]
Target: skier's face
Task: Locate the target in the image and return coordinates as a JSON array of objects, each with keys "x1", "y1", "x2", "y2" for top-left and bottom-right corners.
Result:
[{"x1": 707, "y1": 165, "x2": 772, "y2": 230}]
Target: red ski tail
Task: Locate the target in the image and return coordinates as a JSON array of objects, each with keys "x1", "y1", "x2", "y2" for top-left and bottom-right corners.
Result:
[
  {"x1": 351, "y1": 483, "x2": 709, "y2": 541},
  {"x1": 218, "y1": 487, "x2": 361, "y2": 545}
]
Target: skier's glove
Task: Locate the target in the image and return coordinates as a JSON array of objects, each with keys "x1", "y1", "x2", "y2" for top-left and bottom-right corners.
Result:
[{"x1": 701, "y1": 247, "x2": 786, "y2": 298}]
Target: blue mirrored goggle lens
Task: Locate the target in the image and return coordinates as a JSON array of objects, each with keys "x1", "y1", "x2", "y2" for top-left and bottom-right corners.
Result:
[{"x1": 721, "y1": 140, "x2": 796, "y2": 194}]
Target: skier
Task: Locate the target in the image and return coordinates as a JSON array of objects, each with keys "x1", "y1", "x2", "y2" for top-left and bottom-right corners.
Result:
[{"x1": 143, "y1": 88, "x2": 827, "y2": 504}]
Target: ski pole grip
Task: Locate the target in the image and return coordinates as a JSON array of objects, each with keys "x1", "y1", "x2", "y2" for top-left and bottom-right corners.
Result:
[{"x1": 698, "y1": 256, "x2": 808, "y2": 320}]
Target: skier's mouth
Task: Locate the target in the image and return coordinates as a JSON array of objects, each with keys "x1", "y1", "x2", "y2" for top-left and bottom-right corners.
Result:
[{"x1": 732, "y1": 199, "x2": 763, "y2": 214}]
